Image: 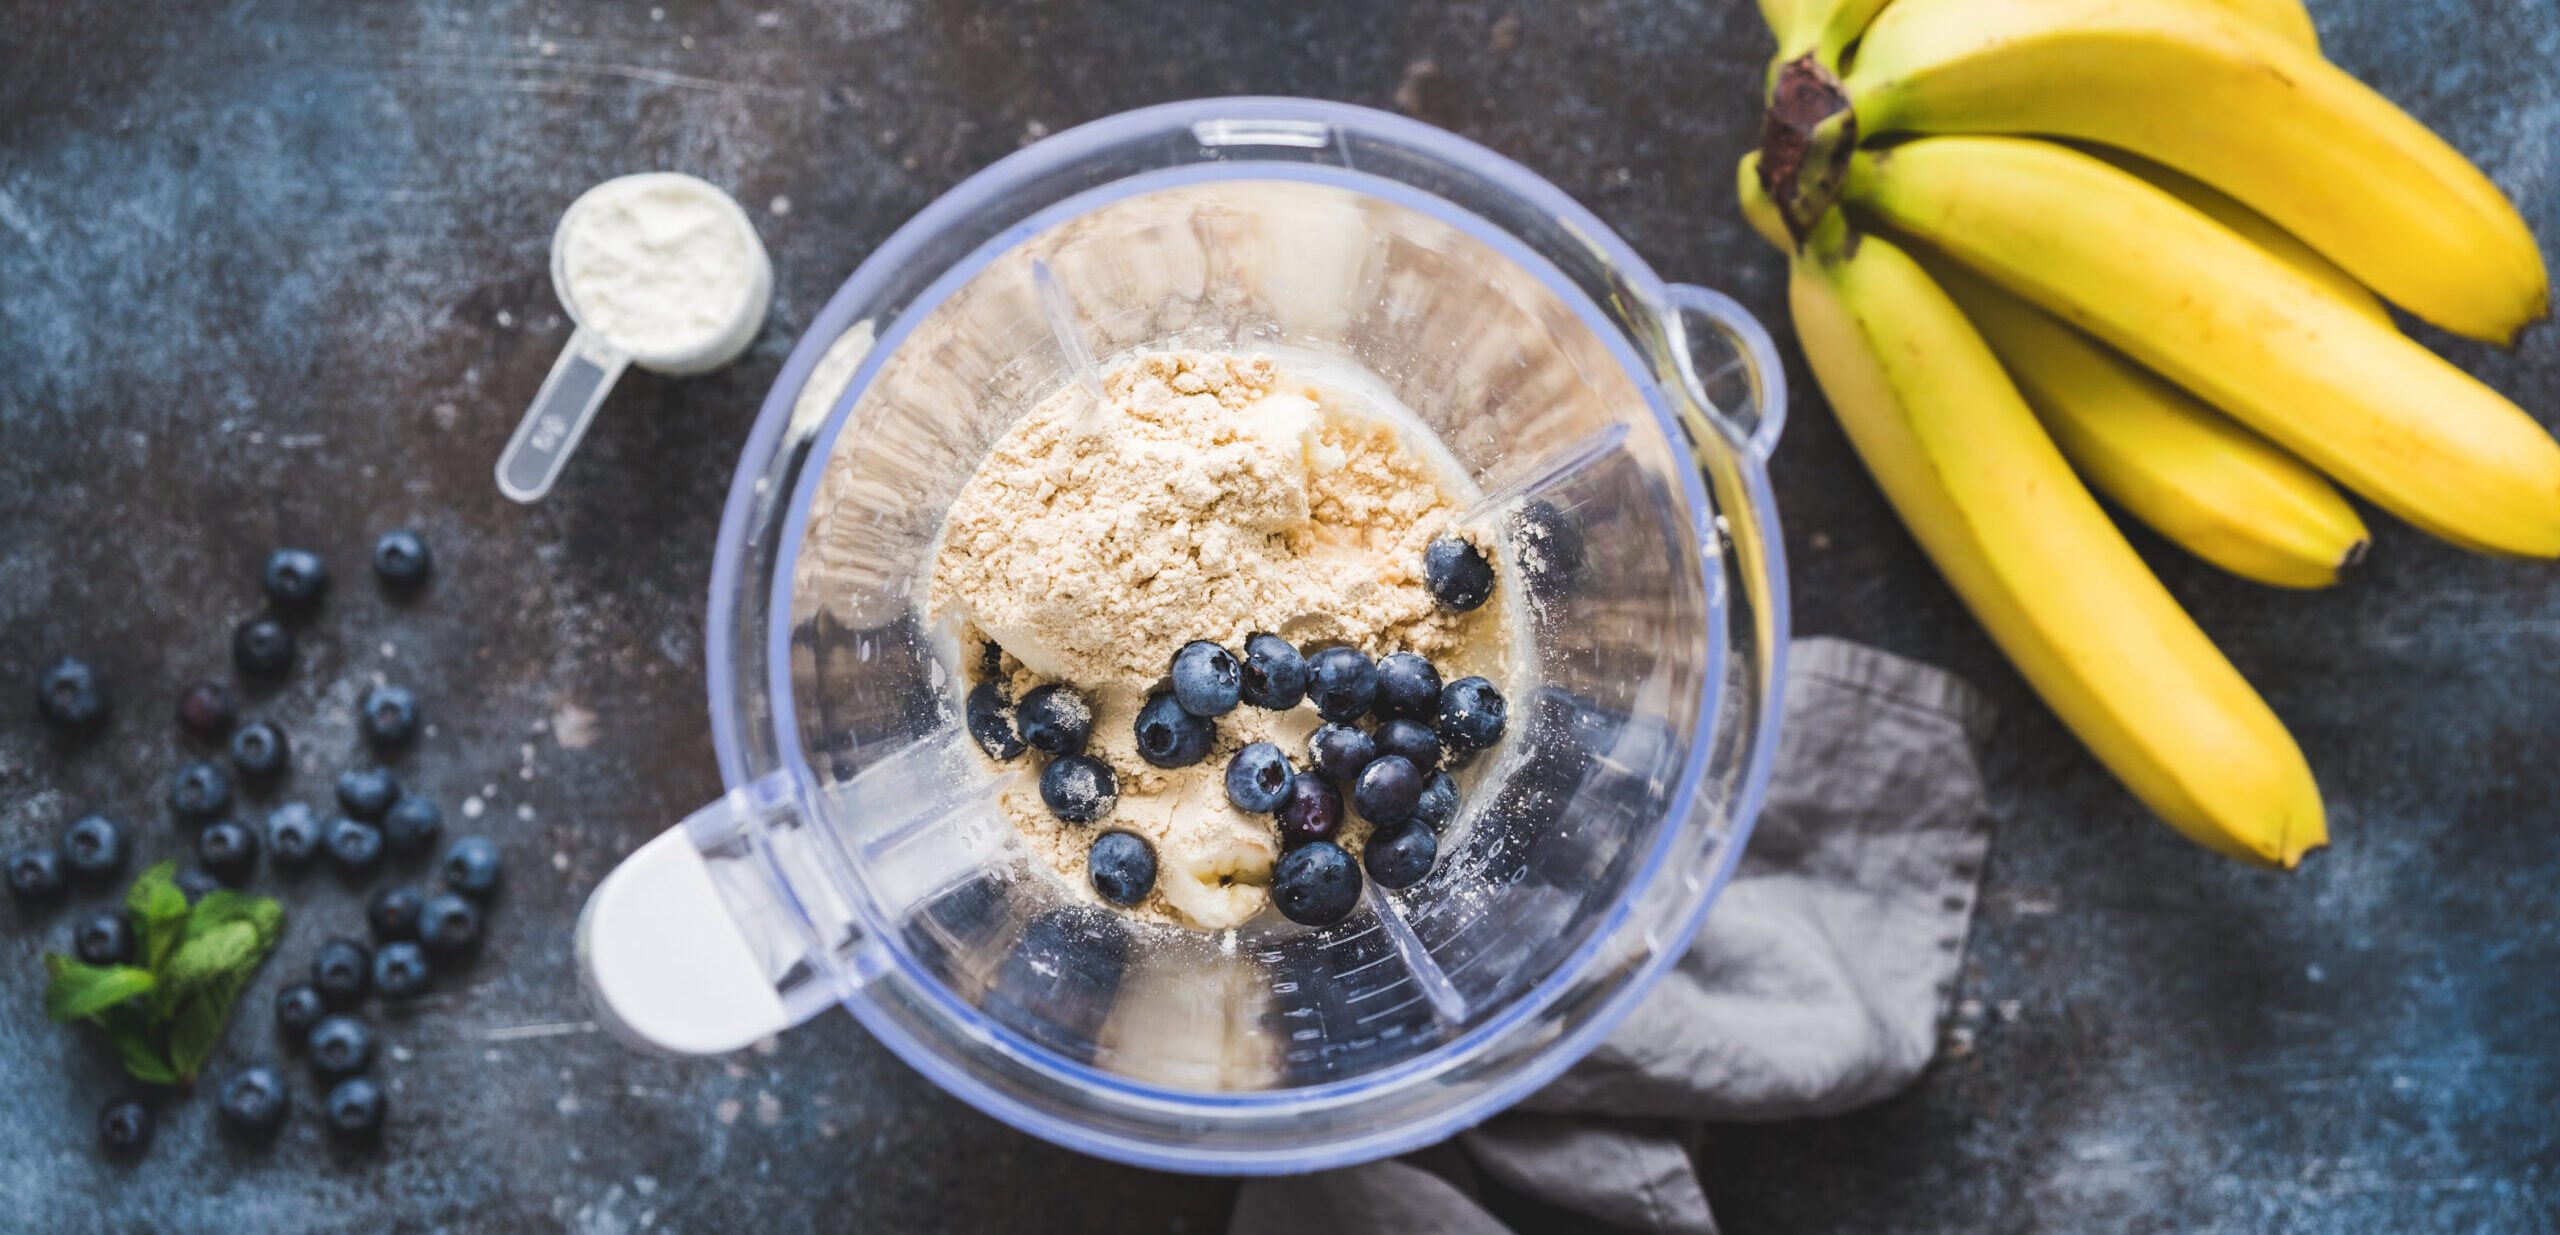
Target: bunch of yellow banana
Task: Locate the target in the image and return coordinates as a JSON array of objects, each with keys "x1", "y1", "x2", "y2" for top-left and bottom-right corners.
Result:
[{"x1": 1742, "y1": 0, "x2": 2559, "y2": 867}]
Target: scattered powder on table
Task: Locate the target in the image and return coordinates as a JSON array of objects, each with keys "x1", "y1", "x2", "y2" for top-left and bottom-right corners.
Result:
[{"x1": 929, "y1": 351, "x2": 1504, "y2": 929}]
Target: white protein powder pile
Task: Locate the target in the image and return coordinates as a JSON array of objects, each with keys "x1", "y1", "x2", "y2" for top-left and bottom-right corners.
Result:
[{"x1": 559, "y1": 175, "x2": 758, "y2": 359}]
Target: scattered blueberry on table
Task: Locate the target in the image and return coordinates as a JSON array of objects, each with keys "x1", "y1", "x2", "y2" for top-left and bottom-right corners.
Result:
[
  {"x1": 176, "y1": 680, "x2": 238, "y2": 739},
  {"x1": 325, "y1": 1076, "x2": 386, "y2": 1139},
  {"x1": 97, "y1": 1099, "x2": 152, "y2": 1156},
  {"x1": 359, "y1": 684, "x2": 421, "y2": 748},
  {"x1": 229, "y1": 719, "x2": 290, "y2": 781},
  {"x1": 262, "y1": 547, "x2": 329, "y2": 613},
  {"x1": 35, "y1": 657, "x2": 109, "y2": 731},
  {"x1": 7, "y1": 846, "x2": 66, "y2": 900},
  {"x1": 265, "y1": 803, "x2": 323, "y2": 867},
  {"x1": 72, "y1": 912, "x2": 133, "y2": 966},
  {"x1": 372, "y1": 941, "x2": 431, "y2": 1001},
  {"x1": 306, "y1": 1014, "x2": 374, "y2": 1079},
  {"x1": 383, "y1": 795, "x2": 443, "y2": 851},
  {"x1": 168, "y1": 761, "x2": 234, "y2": 822},
  {"x1": 335, "y1": 768, "x2": 400, "y2": 821},
  {"x1": 417, "y1": 893, "x2": 482, "y2": 954},
  {"x1": 440, "y1": 836, "x2": 502, "y2": 899},
  {"x1": 61, "y1": 815, "x2": 125, "y2": 880},
  {"x1": 216, "y1": 1066, "x2": 288, "y2": 1136},
  {"x1": 196, "y1": 820, "x2": 259, "y2": 884},
  {"x1": 371, "y1": 529, "x2": 433, "y2": 591},
  {"x1": 275, "y1": 984, "x2": 327, "y2": 1041},
  {"x1": 324, "y1": 818, "x2": 385, "y2": 874},
  {"x1": 367, "y1": 885, "x2": 424, "y2": 941},
  {"x1": 231, "y1": 616, "x2": 296, "y2": 677},
  {"x1": 312, "y1": 938, "x2": 373, "y2": 1005}
]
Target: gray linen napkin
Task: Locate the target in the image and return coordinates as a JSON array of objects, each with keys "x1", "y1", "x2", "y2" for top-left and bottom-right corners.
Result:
[{"x1": 1232, "y1": 637, "x2": 1998, "y2": 1235}]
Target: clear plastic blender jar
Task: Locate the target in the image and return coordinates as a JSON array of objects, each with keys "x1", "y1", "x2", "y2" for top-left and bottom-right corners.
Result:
[{"x1": 576, "y1": 98, "x2": 1790, "y2": 1175}]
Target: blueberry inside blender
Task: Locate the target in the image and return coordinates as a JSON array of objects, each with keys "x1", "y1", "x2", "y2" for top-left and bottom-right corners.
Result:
[{"x1": 579, "y1": 99, "x2": 1790, "y2": 1175}]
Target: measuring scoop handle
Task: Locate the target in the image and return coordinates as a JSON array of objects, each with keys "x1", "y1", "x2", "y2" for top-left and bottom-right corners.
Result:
[{"x1": 497, "y1": 326, "x2": 630, "y2": 504}]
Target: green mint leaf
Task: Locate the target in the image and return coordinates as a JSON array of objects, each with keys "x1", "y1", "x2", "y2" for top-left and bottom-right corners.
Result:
[
  {"x1": 167, "y1": 982, "x2": 240, "y2": 1083},
  {"x1": 125, "y1": 860, "x2": 190, "y2": 972},
  {"x1": 185, "y1": 890, "x2": 284, "y2": 955},
  {"x1": 109, "y1": 1027, "x2": 181, "y2": 1087},
  {"x1": 161, "y1": 920, "x2": 261, "y2": 998},
  {"x1": 41, "y1": 955, "x2": 156, "y2": 1023}
]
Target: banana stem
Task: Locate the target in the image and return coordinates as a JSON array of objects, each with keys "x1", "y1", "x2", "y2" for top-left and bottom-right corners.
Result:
[{"x1": 1758, "y1": 55, "x2": 1858, "y2": 245}]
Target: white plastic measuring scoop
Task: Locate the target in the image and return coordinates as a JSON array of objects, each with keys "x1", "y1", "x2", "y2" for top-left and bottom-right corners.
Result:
[{"x1": 497, "y1": 172, "x2": 773, "y2": 503}]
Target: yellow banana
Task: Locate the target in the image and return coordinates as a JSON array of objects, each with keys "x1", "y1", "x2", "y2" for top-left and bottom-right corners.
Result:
[
  {"x1": 1846, "y1": 137, "x2": 2560, "y2": 558},
  {"x1": 1737, "y1": 152, "x2": 1793, "y2": 250},
  {"x1": 1925, "y1": 257, "x2": 2370, "y2": 588},
  {"x1": 1842, "y1": 0, "x2": 2548, "y2": 344},
  {"x1": 2089, "y1": 150, "x2": 2390, "y2": 327},
  {"x1": 1761, "y1": 0, "x2": 1896, "y2": 80},
  {"x1": 2201, "y1": 0, "x2": 2319, "y2": 50},
  {"x1": 1785, "y1": 211, "x2": 2324, "y2": 867}
]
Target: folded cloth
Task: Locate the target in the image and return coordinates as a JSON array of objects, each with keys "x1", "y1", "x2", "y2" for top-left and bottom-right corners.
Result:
[{"x1": 1232, "y1": 638, "x2": 1998, "y2": 1235}]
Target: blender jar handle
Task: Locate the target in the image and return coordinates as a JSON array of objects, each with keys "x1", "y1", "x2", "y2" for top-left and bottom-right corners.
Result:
[
  {"x1": 576, "y1": 771, "x2": 836, "y2": 1055},
  {"x1": 1661, "y1": 284, "x2": 1789, "y2": 460}
]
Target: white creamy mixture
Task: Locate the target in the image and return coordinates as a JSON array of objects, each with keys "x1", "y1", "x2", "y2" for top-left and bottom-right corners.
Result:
[{"x1": 558, "y1": 175, "x2": 760, "y2": 359}]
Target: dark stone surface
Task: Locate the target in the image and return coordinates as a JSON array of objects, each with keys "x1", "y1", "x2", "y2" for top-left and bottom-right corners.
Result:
[{"x1": 2, "y1": 1, "x2": 2555, "y2": 1231}]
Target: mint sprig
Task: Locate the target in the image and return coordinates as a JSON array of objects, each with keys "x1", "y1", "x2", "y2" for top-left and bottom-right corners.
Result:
[{"x1": 42, "y1": 861, "x2": 284, "y2": 1085}]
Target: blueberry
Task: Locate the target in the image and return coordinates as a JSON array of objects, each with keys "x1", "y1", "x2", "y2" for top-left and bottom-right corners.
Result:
[
  {"x1": 1353, "y1": 755, "x2": 1423, "y2": 826},
  {"x1": 98, "y1": 1098, "x2": 153, "y2": 1156},
  {"x1": 1307, "y1": 647, "x2": 1378, "y2": 723},
  {"x1": 216, "y1": 1066, "x2": 289, "y2": 1135},
  {"x1": 441, "y1": 835, "x2": 502, "y2": 899},
  {"x1": 359, "y1": 684, "x2": 421, "y2": 748},
  {"x1": 367, "y1": 885, "x2": 424, "y2": 941},
  {"x1": 1372, "y1": 651, "x2": 1443, "y2": 721},
  {"x1": 174, "y1": 868, "x2": 222, "y2": 903},
  {"x1": 1016, "y1": 684, "x2": 1093, "y2": 756},
  {"x1": 325, "y1": 1076, "x2": 386, "y2": 1138},
  {"x1": 1087, "y1": 831, "x2": 1157, "y2": 907},
  {"x1": 1373, "y1": 718, "x2": 1442, "y2": 773},
  {"x1": 1170, "y1": 640, "x2": 1242, "y2": 717},
  {"x1": 1364, "y1": 824, "x2": 1439, "y2": 890},
  {"x1": 1412, "y1": 771, "x2": 1461, "y2": 833},
  {"x1": 372, "y1": 941, "x2": 431, "y2": 1001},
  {"x1": 1133, "y1": 691, "x2": 1215, "y2": 768},
  {"x1": 1510, "y1": 500, "x2": 1585, "y2": 598},
  {"x1": 36, "y1": 657, "x2": 108, "y2": 730},
  {"x1": 1238, "y1": 633, "x2": 1308, "y2": 710},
  {"x1": 381, "y1": 794, "x2": 443, "y2": 851},
  {"x1": 229, "y1": 719, "x2": 290, "y2": 781},
  {"x1": 964, "y1": 683, "x2": 1025, "y2": 760},
  {"x1": 1277, "y1": 774, "x2": 1343, "y2": 849},
  {"x1": 373, "y1": 529, "x2": 433, "y2": 590},
  {"x1": 176, "y1": 680, "x2": 238, "y2": 739},
  {"x1": 275, "y1": 983, "x2": 327, "y2": 1041},
  {"x1": 1307, "y1": 723, "x2": 1377, "y2": 784},
  {"x1": 417, "y1": 893, "x2": 482, "y2": 954},
  {"x1": 335, "y1": 767, "x2": 400, "y2": 821},
  {"x1": 1438, "y1": 677, "x2": 1510, "y2": 753},
  {"x1": 62, "y1": 815, "x2": 126, "y2": 879},
  {"x1": 1271, "y1": 841, "x2": 1362, "y2": 926},
  {"x1": 73, "y1": 911, "x2": 133, "y2": 966},
  {"x1": 312, "y1": 938, "x2": 372, "y2": 1005},
  {"x1": 169, "y1": 761, "x2": 234, "y2": 822},
  {"x1": 197, "y1": 820, "x2": 259, "y2": 884},
  {"x1": 7, "y1": 846, "x2": 65, "y2": 899},
  {"x1": 324, "y1": 818, "x2": 384, "y2": 874},
  {"x1": 266, "y1": 803, "x2": 323, "y2": 867},
  {"x1": 232, "y1": 617, "x2": 296, "y2": 677},
  {"x1": 307, "y1": 1014, "x2": 374, "y2": 1079},
  {"x1": 263, "y1": 547, "x2": 330, "y2": 613},
  {"x1": 1038, "y1": 754, "x2": 1118, "y2": 824},
  {"x1": 1223, "y1": 742, "x2": 1294, "y2": 813},
  {"x1": 1423, "y1": 537, "x2": 1495, "y2": 611}
]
